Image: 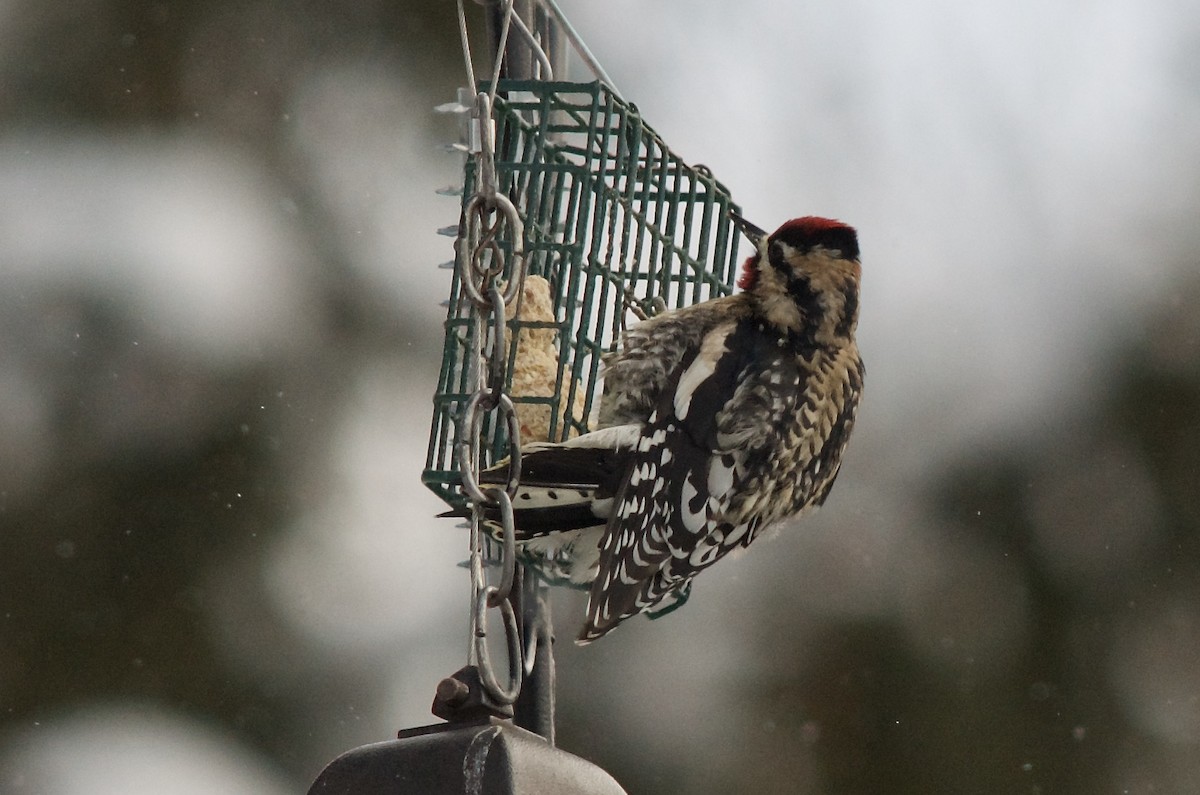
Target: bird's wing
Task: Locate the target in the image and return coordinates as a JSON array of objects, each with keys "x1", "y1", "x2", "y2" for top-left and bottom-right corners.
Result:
[
  {"x1": 477, "y1": 424, "x2": 640, "y2": 537},
  {"x1": 597, "y1": 294, "x2": 749, "y2": 427},
  {"x1": 581, "y1": 320, "x2": 757, "y2": 642}
]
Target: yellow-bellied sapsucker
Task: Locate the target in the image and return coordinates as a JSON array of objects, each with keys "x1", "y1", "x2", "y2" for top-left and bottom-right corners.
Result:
[{"x1": 482, "y1": 215, "x2": 864, "y2": 643}]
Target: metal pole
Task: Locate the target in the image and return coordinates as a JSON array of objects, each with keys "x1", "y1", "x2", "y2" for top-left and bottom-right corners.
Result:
[
  {"x1": 481, "y1": 0, "x2": 560, "y2": 744},
  {"x1": 539, "y1": 3, "x2": 568, "y2": 83},
  {"x1": 512, "y1": 567, "x2": 556, "y2": 744},
  {"x1": 484, "y1": 0, "x2": 565, "y2": 82},
  {"x1": 507, "y1": 0, "x2": 535, "y2": 80}
]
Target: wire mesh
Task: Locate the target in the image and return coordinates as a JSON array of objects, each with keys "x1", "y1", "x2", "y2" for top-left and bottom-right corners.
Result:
[{"x1": 423, "y1": 80, "x2": 745, "y2": 511}]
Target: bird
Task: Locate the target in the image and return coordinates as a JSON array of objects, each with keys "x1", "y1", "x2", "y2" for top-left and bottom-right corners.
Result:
[{"x1": 477, "y1": 213, "x2": 864, "y2": 644}]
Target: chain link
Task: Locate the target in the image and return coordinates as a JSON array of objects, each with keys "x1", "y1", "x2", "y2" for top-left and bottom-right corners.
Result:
[
  {"x1": 454, "y1": 86, "x2": 528, "y2": 707},
  {"x1": 456, "y1": 193, "x2": 523, "y2": 307},
  {"x1": 474, "y1": 585, "x2": 522, "y2": 702},
  {"x1": 457, "y1": 391, "x2": 521, "y2": 506}
]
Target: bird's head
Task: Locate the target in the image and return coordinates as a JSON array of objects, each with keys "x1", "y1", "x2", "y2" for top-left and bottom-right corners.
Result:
[{"x1": 733, "y1": 214, "x2": 861, "y2": 343}]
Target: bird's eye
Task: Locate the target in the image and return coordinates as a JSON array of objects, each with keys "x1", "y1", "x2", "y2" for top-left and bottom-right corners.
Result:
[{"x1": 768, "y1": 241, "x2": 792, "y2": 273}]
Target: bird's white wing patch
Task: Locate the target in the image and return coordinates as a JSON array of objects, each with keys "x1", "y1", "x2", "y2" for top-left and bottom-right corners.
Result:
[{"x1": 672, "y1": 322, "x2": 736, "y2": 420}]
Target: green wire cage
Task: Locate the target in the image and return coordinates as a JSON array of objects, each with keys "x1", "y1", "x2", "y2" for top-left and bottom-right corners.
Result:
[{"x1": 422, "y1": 79, "x2": 747, "y2": 512}]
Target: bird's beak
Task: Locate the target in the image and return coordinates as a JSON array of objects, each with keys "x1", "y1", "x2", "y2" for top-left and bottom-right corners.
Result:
[{"x1": 729, "y1": 210, "x2": 767, "y2": 247}]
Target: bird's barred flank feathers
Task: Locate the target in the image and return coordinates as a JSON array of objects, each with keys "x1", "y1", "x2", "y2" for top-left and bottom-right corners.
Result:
[{"x1": 473, "y1": 215, "x2": 864, "y2": 644}]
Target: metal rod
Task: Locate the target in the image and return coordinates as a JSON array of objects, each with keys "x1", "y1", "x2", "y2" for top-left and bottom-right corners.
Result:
[
  {"x1": 484, "y1": 0, "x2": 546, "y2": 82},
  {"x1": 538, "y1": 0, "x2": 619, "y2": 92},
  {"x1": 509, "y1": 1, "x2": 555, "y2": 79},
  {"x1": 482, "y1": 0, "x2": 622, "y2": 91}
]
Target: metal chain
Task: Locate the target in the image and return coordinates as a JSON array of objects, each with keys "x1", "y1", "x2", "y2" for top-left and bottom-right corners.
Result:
[{"x1": 454, "y1": 87, "x2": 528, "y2": 707}]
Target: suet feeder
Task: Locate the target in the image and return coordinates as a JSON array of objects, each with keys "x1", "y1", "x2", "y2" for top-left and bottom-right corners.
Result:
[
  {"x1": 423, "y1": 79, "x2": 747, "y2": 511},
  {"x1": 310, "y1": 2, "x2": 749, "y2": 792}
]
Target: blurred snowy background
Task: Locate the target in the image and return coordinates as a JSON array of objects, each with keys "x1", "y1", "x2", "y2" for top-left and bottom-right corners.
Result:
[{"x1": 1, "y1": 1, "x2": 1199, "y2": 793}]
